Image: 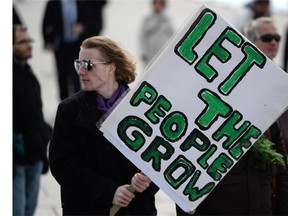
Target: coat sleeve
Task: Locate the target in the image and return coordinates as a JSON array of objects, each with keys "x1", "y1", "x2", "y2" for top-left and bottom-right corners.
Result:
[{"x1": 49, "y1": 102, "x2": 119, "y2": 209}]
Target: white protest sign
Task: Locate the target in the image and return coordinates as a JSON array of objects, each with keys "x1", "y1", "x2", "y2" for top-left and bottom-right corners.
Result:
[{"x1": 99, "y1": 5, "x2": 288, "y2": 213}]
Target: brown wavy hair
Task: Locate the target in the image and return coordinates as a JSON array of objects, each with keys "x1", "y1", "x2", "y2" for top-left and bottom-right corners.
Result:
[{"x1": 81, "y1": 36, "x2": 136, "y2": 84}]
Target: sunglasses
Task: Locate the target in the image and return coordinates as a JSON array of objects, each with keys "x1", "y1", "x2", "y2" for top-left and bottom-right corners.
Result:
[
  {"x1": 259, "y1": 34, "x2": 281, "y2": 43},
  {"x1": 74, "y1": 59, "x2": 107, "y2": 71}
]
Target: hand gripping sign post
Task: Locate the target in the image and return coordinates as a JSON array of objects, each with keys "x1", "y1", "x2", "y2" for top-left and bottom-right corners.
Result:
[{"x1": 99, "y1": 5, "x2": 288, "y2": 214}]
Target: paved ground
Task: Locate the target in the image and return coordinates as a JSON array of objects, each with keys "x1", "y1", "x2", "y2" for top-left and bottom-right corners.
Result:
[{"x1": 13, "y1": 0, "x2": 287, "y2": 215}]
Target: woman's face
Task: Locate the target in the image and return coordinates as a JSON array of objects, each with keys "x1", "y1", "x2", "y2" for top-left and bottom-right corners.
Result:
[{"x1": 76, "y1": 48, "x2": 116, "y2": 94}]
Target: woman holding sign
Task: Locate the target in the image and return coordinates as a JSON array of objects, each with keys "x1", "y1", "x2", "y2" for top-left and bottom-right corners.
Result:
[{"x1": 49, "y1": 36, "x2": 158, "y2": 215}]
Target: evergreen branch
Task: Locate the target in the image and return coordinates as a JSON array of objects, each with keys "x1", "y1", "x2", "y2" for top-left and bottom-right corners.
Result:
[{"x1": 252, "y1": 136, "x2": 285, "y2": 170}]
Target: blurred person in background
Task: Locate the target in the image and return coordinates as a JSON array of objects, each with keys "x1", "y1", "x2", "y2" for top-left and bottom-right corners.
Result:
[
  {"x1": 274, "y1": 23, "x2": 288, "y2": 216},
  {"x1": 235, "y1": 0, "x2": 271, "y2": 33},
  {"x1": 42, "y1": 0, "x2": 107, "y2": 101},
  {"x1": 244, "y1": 17, "x2": 288, "y2": 216},
  {"x1": 139, "y1": 0, "x2": 174, "y2": 67},
  {"x1": 13, "y1": 5, "x2": 23, "y2": 25},
  {"x1": 13, "y1": 24, "x2": 52, "y2": 216}
]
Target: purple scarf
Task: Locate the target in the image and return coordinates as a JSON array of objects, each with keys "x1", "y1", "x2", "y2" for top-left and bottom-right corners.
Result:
[{"x1": 96, "y1": 84, "x2": 126, "y2": 114}]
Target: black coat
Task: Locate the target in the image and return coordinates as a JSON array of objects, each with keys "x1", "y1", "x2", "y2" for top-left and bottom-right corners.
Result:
[
  {"x1": 13, "y1": 61, "x2": 52, "y2": 165},
  {"x1": 49, "y1": 90, "x2": 158, "y2": 215},
  {"x1": 42, "y1": 0, "x2": 106, "y2": 50}
]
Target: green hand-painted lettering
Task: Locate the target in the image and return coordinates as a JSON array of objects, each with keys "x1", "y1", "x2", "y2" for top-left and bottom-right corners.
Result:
[
  {"x1": 197, "y1": 144, "x2": 217, "y2": 169},
  {"x1": 180, "y1": 128, "x2": 210, "y2": 151},
  {"x1": 196, "y1": 89, "x2": 232, "y2": 130},
  {"x1": 141, "y1": 136, "x2": 174, "y2": 172},
  {"x1": 229, "y1": 125, "x2": 261, "y2": 160},
  {"x1": 196, "y1": 27, "x2": 243, "y2": 82},
  {"x1": 145, "y1": 95, "x2": 172, "y2": 124},
  {"x1": 117, "y1": 116, "x2": 152, "y2": 151},
  {"x1": 183, "y1": 170, "x2": 215, "y2": 201},
  {"x1": 130, "y1": 81, "x2": 158, "y2": 107},
  {"x1": 164, "y1": 155, "x2": 195, "y2": 189},
  {"x1": 207, "y1": 153, "x2": 234, "y2": 181},
  {"x1": 160, "y1": 111, "x2": 188, "y2": 142},
  {"x1": 219, "y1": 42, "x2": 266, "y2": 95},
  {"x1": 213, "y1": 111, "x2": 250, "y2": 149},
  {"x1": 175, "y1": 9, "x2": 216, "y2": 64}
]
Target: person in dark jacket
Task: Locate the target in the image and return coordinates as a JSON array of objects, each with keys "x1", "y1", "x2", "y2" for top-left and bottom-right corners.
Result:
[
  {"x1": 273, "y1": 113, "x2": 288, "y2": 215},
  {"x1": 274, "y1": 24, "x2": 288, "y2": 212},
  {"x1": 13, "y1": 5, "x2": 22, "y2": 25},
  {"x1": 235, "y1": 0, "x2": 271, "y2": 34},
  {"x1": 244, "y1": 18, "x2": 288, "y2": 215},
  {"x1": 13, "y1": 25, "x2": 52, "y2": 216},
  {"x1": 49, "y1": 36, "x2": 159, "y2": 215},
  {"x1": 176, "y1": 17, "x2": 286, "y2": 216},
  {"x1": 42, "y1": 0, "x2": 107, "y2": 101}
]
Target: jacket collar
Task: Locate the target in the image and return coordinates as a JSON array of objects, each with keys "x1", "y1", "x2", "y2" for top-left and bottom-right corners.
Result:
[
  {"x1": 74, "y1": 84, "x2": 130, "y2": 130},
  {"x1": 74, "y1": 91, "x2": 102, "y2": 130}
]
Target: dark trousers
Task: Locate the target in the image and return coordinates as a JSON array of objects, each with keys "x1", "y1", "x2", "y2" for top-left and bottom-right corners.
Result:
[{"x1": 54, "y1": 42, "x2": 81, "y2": 100}]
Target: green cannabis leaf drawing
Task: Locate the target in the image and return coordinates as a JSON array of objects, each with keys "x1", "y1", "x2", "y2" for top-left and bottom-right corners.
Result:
[{"x1": 252, "y1": 136, "x2": 285, "y2": 170}]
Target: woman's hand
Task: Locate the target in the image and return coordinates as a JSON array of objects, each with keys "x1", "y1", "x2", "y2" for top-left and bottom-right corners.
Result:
[
  {"x1": 112, "y1": 185, "x2": 135, "y2": 207},
  {"x1": 131, "y1": 172, "x2": 151, "y2": 193}
]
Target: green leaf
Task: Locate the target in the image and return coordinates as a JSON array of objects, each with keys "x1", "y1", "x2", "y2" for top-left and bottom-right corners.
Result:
[{"x1": 252, "y1": 136, "x2": 285, "y2": 170}]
